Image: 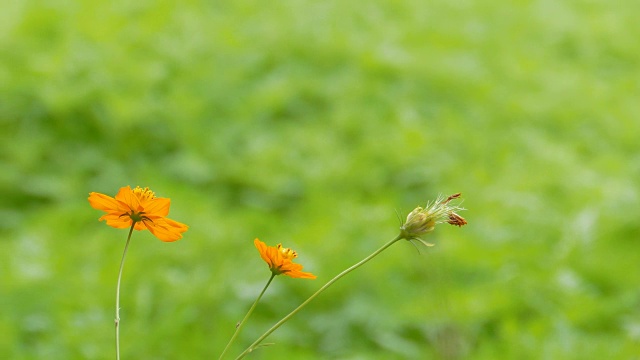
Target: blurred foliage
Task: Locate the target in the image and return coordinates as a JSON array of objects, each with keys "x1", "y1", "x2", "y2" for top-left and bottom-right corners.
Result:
[{"x1": 1, "y1": 0, "x2": 640, "y2": 359}]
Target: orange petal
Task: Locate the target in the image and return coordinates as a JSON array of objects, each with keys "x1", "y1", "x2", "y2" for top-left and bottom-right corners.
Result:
[
  {"x1": 270, "y1": 246, "x2": 284, "y2": 269},
  {"x1": 289, "y1": 271, "x2": 317, "y2": 279},
  {"x1": 280, "y1": 262, "x2": 316, "y2": 279},
  {"x1": 254, "y1": 239, "x2": 273, "y2": 268},
  {"x1": 165, "y1": 218, "x2": 189, "y2": 232},
  {"x1": 88, "y1": 192, "x2": 121, "y2": 212},
  {"x1": 143, "y1": 217, "x2": 188, "y2": 242},
  {"x1": 144, "y1": 197, "x2": 171, "y2": 217},
  {"x1": 99, "y1": 213, "x2": 134, "y2": 229},
  {"x1": 114, "y1": 186, "x2": 142, "y2": 211}
]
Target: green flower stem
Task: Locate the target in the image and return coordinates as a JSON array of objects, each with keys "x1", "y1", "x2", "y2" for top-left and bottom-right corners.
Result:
[
  {"x1": 234, "y1": 234, "x2": 404, "y2": 360},
  {"x1": 115, "y1": 223, "x2": 136, "y2": 360},
  {"x1": 219, "y1": 273, "x2": 277, "y2": 360}
]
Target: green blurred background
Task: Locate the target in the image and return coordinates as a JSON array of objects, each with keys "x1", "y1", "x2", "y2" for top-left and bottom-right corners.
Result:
[{"x1": 1, "y1": 0, "x2": 639, "y2": 359}]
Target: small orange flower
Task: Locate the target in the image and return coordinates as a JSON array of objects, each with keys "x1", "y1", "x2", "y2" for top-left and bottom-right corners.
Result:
[
  {"x1": 88, "y1": 186, "x2": 188, "y2": 242},
  {"x1": 254, "y1": 239, "x2": 316, "y2": 279}
]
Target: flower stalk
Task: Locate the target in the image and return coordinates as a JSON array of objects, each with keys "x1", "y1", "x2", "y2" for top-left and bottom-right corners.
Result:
[
  {"x1": 218, "y1": 273, "x2": 276, "y2": 360},
  {"x1": 115, "y1": 222, "x2": 136, "y2": 360}
]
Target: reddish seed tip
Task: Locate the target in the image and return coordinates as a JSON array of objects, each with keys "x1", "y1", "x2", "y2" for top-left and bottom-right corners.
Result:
[
  {"x1": 442, "y1": 193, "x2": 462, "y2": 204},
  {"x1": 447, "y1": 213, "x2": 467, "y2": 227}
]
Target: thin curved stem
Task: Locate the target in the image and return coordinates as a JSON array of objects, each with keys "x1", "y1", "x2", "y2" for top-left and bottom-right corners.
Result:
[
  {"x1": 234, "y1": 234, "x2": 403, "y2": 359},
  {"x1": 219, "y1": 273, "x2": 276, "y2": 360},
  {"x1": 115, "y1": 223, "x2": 136, "y2": 360}
]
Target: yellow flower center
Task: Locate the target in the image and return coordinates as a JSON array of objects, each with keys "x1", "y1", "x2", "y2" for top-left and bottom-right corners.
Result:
[
  {"x1": 277, "y1": 244, "x2": 297, "y2": 259},
  {"x1": 132, "y1": 186, "x2": 156, "y2": 201}
]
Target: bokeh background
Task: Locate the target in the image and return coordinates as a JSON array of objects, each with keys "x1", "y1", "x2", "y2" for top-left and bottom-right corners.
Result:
[{"x1": 1, "y1": 1, "x2": 639, "y2": 359}]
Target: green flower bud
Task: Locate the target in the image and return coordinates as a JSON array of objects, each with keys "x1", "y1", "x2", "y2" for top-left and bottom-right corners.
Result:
[{"x1": 399, "y1": 193, "x2": 466, "y2": 244}]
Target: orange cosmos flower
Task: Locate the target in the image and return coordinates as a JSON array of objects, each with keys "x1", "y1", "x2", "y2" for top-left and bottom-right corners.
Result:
[
  {"x1": 254, "y1": 239, "x2": 316, "y2": 279},
  {"x1": 88, "y1": 186, "x2": 188, "y2": 242}
]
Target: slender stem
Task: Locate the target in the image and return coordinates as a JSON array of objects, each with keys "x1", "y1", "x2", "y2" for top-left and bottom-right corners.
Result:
[
  {"x1": 234, "y1": 234, "x2": 403, "y2": 360},
  {"x1": 219, "y1": 273, "x2": 277, "y2": 360},
  {"x1": 115, "y1": 223, "x2": 136, "y2": 360}
]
